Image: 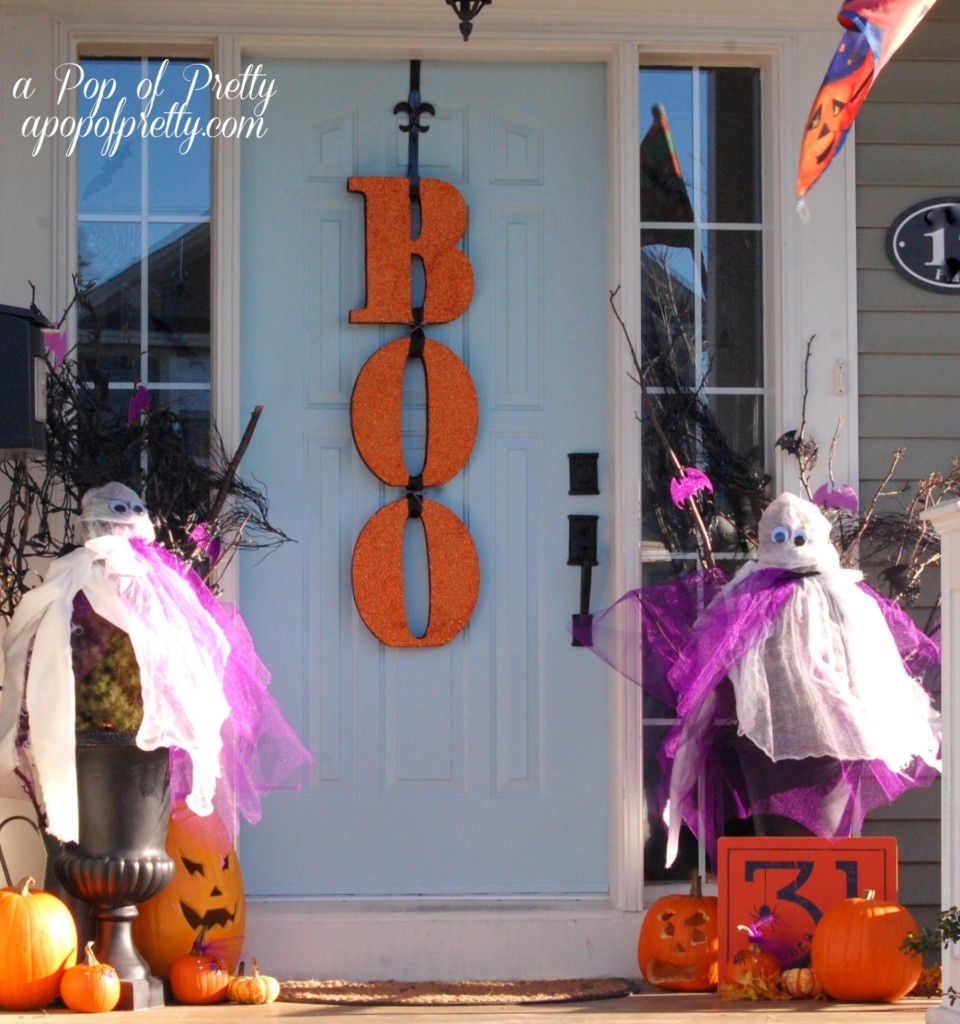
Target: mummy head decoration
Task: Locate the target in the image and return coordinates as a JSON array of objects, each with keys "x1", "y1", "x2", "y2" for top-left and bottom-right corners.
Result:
[
  {"x1": 79, "y1": 482, "x2": 155, "y2": 543},
  {"x1": 756, "y1": 491, "x2": 839, "y2": 573}
]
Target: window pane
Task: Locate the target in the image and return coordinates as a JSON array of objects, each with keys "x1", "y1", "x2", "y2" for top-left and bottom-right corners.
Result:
[
  {"x1": 76, "y1": 59, "x2": 144, "y2": 217},
  {"x1": 640, "y1": 237, "x2": 698, "y2": 389},
  {"x1": 78, "y1": 222, "x2": 142, "y2": 385},
  {"x1": 702, "y1": 230, "x2": 763, "y2": 389},
  {"x1": 641, "y1": 67, "x2": 761, "y2": 227},
  {"x1": 706, "y1": 394, "x2": 765, "y2": 555},
  {"x1": 640, "y1": 397, "x2": 699, "y2": 555},
  {"x1": 640, "y1": 69, "x2": 696, "y2": 223},
  {"x1": 77, "y1": 55, "x2": 211, "y2": 431},
  {"x1": 642, "y1": 724, "x2": 700, "y2": 881},
  {"x1": 147, "y1": 60, "x2": 211, "y2": 215},
  {"x1": 151, "y1": 388, "x2": 212, "y2": 462},
  {"x1": 146, "y1": 222, "x2": 211, "y2": 381},
  {"x1": 699, "y1": 68, "x2": 762, "y2": 224}
]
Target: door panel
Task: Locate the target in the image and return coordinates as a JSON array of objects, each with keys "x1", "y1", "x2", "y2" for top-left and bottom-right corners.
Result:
[{"x1": 239, "y1": 59, "x2": 611, "y2": 897}]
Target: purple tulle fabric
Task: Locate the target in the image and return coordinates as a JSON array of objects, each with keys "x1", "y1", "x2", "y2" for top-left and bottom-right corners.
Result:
[
  {"x1": 131, "y1": 540, "x2": 313, "y2": 843},
  {"x1": 574, "y1": 566, "x2": 941, "y2": 866}
]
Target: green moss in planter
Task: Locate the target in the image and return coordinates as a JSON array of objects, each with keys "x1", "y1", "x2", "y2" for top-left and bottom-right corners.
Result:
[{"x1": 70, "y1": 593, "x2": 143, "y2": 734}]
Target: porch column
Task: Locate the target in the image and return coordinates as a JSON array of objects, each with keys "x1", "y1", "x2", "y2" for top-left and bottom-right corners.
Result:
[{"x1": 924, "y1": 501, "x2": 960, "y2": 1024}]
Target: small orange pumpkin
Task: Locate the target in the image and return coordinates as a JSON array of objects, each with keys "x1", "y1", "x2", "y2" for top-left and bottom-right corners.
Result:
[
  {"x1": 0, "y1": 875, "x2": 78, "y2": 1010},
  {"x1": 728, "y1": 928, "x2": 781, "y2": 988},
  {"x1": 637, "y1": 875, "x2": 719, "y2": 991},
  {"x1": 810, "y1": 890, "x2": 921, "y2": 1002},
  {"x1": 60, "y1": 940, "x2": 121, "y2": 1013},
  {"x1": 169, "y1": 929, "x2": 232, "y2": 1005},
  {"x1": 780, "y1": 965, "x2": 823, "y2": 998},
  {"x1": 228, "y1": 958, "x2": 281, "y2": 1004}
]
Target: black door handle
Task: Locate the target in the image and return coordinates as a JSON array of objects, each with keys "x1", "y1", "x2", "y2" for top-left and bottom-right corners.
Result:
[{"x1": 568, "y1": 514, "x2": 598, "y2": 646}]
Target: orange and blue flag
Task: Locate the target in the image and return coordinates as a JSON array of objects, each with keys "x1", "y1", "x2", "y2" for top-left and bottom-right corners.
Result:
[
  {"x1": 640, "y1": 103, "x2": 695, "y2": 246},
  {"x1": 797, "y1": 0, "x2": 938, "y2": 198}
]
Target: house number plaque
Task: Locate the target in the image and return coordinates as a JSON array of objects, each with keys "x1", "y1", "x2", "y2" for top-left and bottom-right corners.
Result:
[{"x1": 886, "y1": 196, "x2": 960, "y2": 293}]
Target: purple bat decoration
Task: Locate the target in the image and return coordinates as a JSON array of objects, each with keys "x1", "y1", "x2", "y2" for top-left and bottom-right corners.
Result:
[
  {"x1": 190, "y1": 522, "x2": 223, "y2": 566},
  {"x1": 43, "y1": 330, "x2": 68, "y2": 368},
  {"x1": 670, "y1": 467, "x2": 714, "y2": 509},
  {"x1": 743, "y1": 912, "x2": 811, "y2": 970},
  {"x1": 127, "y1": 384, "x2": 151, "y2": 424},
  {"x1": 813, "y1": 482, "x2": 858, "y2": 514}
]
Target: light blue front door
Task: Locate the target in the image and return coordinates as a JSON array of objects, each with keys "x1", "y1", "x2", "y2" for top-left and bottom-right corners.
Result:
[{"x1": 239, "y1": 58, "x2": 611, "y2": 897}]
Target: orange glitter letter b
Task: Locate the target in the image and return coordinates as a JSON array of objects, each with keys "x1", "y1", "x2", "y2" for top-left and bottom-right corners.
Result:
[{"x1": 348, "y1": 176, "x2": 475, "y2": 325}]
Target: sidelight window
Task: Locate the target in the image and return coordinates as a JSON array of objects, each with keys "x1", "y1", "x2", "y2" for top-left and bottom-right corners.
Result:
[
  {"x1": 76, "y1": 56, "x2": 212, "y2": 460},
  {"x1": 638, "y1": 64, "x2": 767, "y2": 881}
]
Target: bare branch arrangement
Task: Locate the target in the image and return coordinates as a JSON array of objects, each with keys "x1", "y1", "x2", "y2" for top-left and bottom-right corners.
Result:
[
  {"x1": 774, "y1": 337, "x2": 954, "y2": 622},
  {"x1": 0, "y1": 285, "x2": 291, "y2": 622},
  {"x1": 611, "y1": 280, "x2": 769, "y2": 567},
  {"x1": 833, "y1": 461, "x2": 959, "y2": 623},
  {"x1": 626, "y1": 275, "x2": 953, "y2": 625}
]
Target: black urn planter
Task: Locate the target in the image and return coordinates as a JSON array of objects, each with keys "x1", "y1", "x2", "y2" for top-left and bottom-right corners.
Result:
[{"x1": 55, "y1": 736, "x2": 175, "y2": 1010}]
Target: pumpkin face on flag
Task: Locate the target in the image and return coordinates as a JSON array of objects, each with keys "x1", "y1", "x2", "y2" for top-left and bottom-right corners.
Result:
[
  {"x1": 797, "y1": 31, "x2": 874, "y2": 198},
  {"x1": 797, "y1": 0, "x2": 939, "y2": 198}
]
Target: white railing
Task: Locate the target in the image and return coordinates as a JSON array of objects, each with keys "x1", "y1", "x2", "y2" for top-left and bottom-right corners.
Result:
[{"x1": 923, "y1": 501, "x2": 960, "y2": 1024}]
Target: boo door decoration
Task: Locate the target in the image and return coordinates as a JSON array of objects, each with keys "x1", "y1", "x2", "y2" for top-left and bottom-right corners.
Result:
[{"x1": 348, "y1": 62, "x2": 480, "y2": 647}]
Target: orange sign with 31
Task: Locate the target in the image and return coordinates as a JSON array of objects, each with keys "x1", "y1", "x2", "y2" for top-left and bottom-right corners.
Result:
[{"x1": 717, "y1": 836, "x2": 899, "y2": 982}]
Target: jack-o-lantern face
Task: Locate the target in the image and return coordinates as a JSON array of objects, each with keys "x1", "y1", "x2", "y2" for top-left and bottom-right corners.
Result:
[
  {"x1": 637, "y1": 878, "x2": 719, "y2": 992},
  {"x1": 796, "y1": 33, "x2": 874, "y2": 197},
  {"x1": 133, "y1": 808, "x2": 246, "y2": 978}
]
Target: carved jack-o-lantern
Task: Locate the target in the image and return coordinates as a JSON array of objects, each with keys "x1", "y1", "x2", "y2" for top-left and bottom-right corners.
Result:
[
  {"x1": 637, "y1": 876, "x2": 719, "y2": 992},
  {"x1": 132, "y1": 808, "x2": 246, "y2": 978}
]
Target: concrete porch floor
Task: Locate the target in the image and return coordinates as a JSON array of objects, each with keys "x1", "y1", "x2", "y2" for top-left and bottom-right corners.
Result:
[{"x1": 9, "y1": 992, "x2": 940, "y2": 1022}]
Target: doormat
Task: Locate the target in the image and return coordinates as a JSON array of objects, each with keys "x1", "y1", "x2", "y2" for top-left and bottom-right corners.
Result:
[{"x1": 279, "y1": 977, "x2": 637, "y2": 1005}]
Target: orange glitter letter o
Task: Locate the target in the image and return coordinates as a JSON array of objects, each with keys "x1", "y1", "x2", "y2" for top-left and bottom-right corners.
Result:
[
  {"x1": 352, "y1": 499, "x2": 481, "y2": 647},
  {"x1": 351, "y1": 336, "x2": 479, "y2": 488}
]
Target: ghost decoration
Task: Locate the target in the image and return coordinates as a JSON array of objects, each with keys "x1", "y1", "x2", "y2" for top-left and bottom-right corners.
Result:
[
  {"x1": 578, "y1": 492, "x2": 941, "y2": 867},
  {"x1": 0, "y1": 482, "x2": 312, "y2": 844}
]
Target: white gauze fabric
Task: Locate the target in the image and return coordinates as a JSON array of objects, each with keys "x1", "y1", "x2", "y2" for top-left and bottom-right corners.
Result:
[
  {"x1": 728, "y1": 492, "x2": 940, "y2": 772},
  {"x1": 0, "y1": 484, "x2": 230, "y2": 842}
]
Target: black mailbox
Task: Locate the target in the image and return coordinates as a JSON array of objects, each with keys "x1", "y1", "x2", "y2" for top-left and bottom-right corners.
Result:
[{"x1": 0, "y1": 304, "x2": 49, "y2": 458}]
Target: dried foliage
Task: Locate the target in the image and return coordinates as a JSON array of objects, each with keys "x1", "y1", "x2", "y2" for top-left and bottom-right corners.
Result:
[
  {"x1": 0, "y1": 288, "x2": 291, "y2": 622},
  {"x1": 626, "y1": 276, "x2": 953, "y2": 622},
  {"x1": 830, "y1": 459, "x2": 960, "y2": 616},
  {"x1": 771, "y1": 337, "x2": 956, "y2": 616},
  {"x1": 613, "y1": 273, "x2": 770, "y2": 567}
]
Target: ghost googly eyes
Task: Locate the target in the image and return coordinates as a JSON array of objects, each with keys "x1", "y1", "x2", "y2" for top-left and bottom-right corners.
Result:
[
  {"x1": 770, "y1": 525, "x2": 809, "y2": 546},
  {"x1": 108, "y1": 500, "x2": 147, "y2": 516}
]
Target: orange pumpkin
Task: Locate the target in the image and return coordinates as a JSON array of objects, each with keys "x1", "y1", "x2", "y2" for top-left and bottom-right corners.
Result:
[
  {"x1": 169, "y1": 929, "x2": 232, "y2": 1005},
  {"x1": 810, "y1": 890, "x2": 921, "y2": 1002},
  {"x1": 780, "y1": 966, "x2": 823, "y2": 998},
  {"x1": 0, "y1": 875, "x2": 78, "y2": 1010},
  {"x1": 728, "y1": 935, "x2": 781, "y2": 988},
  {"x1": 60, "y1": 940, "x2": 121, "y2": 1013},
  {"x1": 133, "y1": 806, "x2": 245, "y2": 977},
  {"x1": 637, "y1": 875, "x2": 719, "y2": 991}
]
